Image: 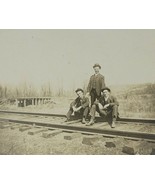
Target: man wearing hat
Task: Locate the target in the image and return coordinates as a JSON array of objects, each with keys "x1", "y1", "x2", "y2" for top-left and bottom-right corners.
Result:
[
  {"x1": 86, "y1": 63, "x2": 106, "y2": 106},
  {"x1": 65, "y1": 88, "x2": 89, "y2": 124},
  {"x1": 86, "y1": 87, "x2": 119, "y2": 128}
]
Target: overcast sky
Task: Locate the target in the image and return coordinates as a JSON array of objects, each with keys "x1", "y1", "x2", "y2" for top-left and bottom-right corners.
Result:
[{"x1": 0, "y1": 30, "x2": 155, "y2": 89}]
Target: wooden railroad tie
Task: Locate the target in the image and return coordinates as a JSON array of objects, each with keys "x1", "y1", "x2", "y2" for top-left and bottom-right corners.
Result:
[
  {"x1": 28, "y1": 127, "x2": 48, "y2": 135},
  {"x1": 64, "y1": 133, "x2": 82, "y2": 140},
  {"x1": 82, "y1": 135, "x2": 103, "y2": 145},
  {"x1": 0, "y1": 122, "x2": 16, "y2": 129},
  {"x1": 19, "y1": 125, "x2": 34, "y2": 132},
  {"x1": 65, "y1": 119, "x2": 81, "y2": 125},
  {"x1": 11, "y1": 124, "x2": 22, "y2": 130},
  {"x1": 42, "y1": 129, "x2": 62, "y2": 138}
]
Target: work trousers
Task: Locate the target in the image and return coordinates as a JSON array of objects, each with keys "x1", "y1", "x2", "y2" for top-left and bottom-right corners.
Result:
[
  {"x1": 90, "y1": 104, "x2": 118, "y2": 121},
  {"x1": 90, "y1": 89, "x2": 100, "y2": 106},
  {"x1": 66, "y1": 107, "x2": 89, "y2": 120}
]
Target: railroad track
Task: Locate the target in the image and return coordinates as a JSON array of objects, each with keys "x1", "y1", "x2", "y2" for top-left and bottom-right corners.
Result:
[{"x1": 0, "y1": 110, "x2": 155, "y2": 142}]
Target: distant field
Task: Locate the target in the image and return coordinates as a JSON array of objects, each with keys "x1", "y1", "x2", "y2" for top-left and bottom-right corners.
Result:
[
  {"x1": 118, "y1": 94, "x2": 155, "y2": 118},
  {"x1": 0, "y1": 83, "x2": 155, "y2": 118},
  {"x1": 112, "y1": 83, "x2": 155, "y2": 118}
]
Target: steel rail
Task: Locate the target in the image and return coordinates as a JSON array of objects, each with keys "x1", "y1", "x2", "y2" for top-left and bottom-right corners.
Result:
[
  {"x1": 0, "y1": 110, "x2": 65, "y2": 117},
  {"x1": 1, "y1": 117, "x2": 155, "y2": 142},
  {"x1": 0, "y1": 110, "x2": 155, "y2": 123}
]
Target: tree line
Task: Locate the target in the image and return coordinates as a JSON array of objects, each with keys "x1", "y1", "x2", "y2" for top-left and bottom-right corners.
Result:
[
  {"x1": 0, "y1": 81, "x2": 88, "y2": 100},
  {"x1": 0, "y1": 82, "x2": 155, "y2": 100}
]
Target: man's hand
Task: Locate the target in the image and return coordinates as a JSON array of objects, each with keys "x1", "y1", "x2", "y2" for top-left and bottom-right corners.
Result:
[
  {"x1": 98, "y1": 103, "x2": 104, "y2": 110},
  {"x1": 75, "y1": 106, "x2": 82, "y2": 112},
  {"x1": 72, "y1": 106, "x2": 76, "y2": 112},
  {"x1": 73, "y1": 106, "x2": 81, "y2": 112},
  {"x1": 103, "y1": 104, "x2": 110, "y2": 109}
]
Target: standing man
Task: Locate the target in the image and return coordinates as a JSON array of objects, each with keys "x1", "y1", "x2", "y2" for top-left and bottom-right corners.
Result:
[
  {"x1": 65, "y1": 88, "x2": 89, "y2": 124},
  {"x1": 86, "y1": 87, "x2": 119, "y2": 128},
  {"x1": 86, "y1": 63, "x2": 105, "y2": 106}
]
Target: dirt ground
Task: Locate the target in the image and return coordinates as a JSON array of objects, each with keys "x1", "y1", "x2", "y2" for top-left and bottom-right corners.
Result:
[{"x1": 0, "y1": 125, "x2": 155, "y2": 155}]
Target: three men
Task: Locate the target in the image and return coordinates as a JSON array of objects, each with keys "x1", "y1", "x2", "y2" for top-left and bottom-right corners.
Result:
[
  {"x1": 65, "y1": 64, "x2": 119, "y2": 128},
  {"x1": 86, "y1": 87, "x2": 119, "y2": 128},
  {"x1": 65, "y1": 88, "x2": 89, "y2": 124},
  {"x1": 86, "y1": 63, "x2": 106, "y2": 106}
]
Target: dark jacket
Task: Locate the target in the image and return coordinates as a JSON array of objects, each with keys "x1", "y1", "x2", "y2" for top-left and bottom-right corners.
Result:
[
  {"x1": 98, "y1": 95, "x2": 119, "y2": 108},
  {"x1": 87, "y1": 73, "x2": 105, "y2": 96},
  {"x1": 70, "y1": 96, "x2": 89, "y2": 109}
]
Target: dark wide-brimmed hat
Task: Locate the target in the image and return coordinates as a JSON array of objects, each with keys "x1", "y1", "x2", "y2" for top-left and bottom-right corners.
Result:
[
  {"x1": 93, "y1": 63, "x2": 101, "y2": 69},
  {"x1": 101, "y1": 87, "x2": 111, "y2": 92},
  {"x1": 75, "y1": 88, "x2": 84, "y2": 93}
]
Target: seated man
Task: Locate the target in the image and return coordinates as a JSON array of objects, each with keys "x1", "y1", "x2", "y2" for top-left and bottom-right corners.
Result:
[
  {"x1": 65, "y1": 88, "x2": 89, "y2": 124},
  {"x1": 86, "y1": 87, "x2": 119, "y2": 128}
]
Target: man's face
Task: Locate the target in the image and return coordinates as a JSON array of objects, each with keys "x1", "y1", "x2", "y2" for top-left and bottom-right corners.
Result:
[
  {"x1": 76, "y1": 91, "x2": 84, "y2": 98},
  {"x1": 93, "y1": 66, "x2": 100, "y2": 73},
  {"x1": 102, "y1": 90, "x2": 110, "y2": 97}
]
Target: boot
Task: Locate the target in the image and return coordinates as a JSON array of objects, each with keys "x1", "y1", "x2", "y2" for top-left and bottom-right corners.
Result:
[
  {"x1": 82, "y1": 117, "x2": 87, "y2": 124},
  {"x1": 64, "y1": 117, "x2": 70, "y2": 122},
  {"x1": 111, "y1": 121, "x2": 116, "y2": 128},
  {"x1": 86, "y1": 117, "x2": 94, "y2": 126},
  {"x1": 111, "y1": 117, "x2": 116, "y2": 128}
]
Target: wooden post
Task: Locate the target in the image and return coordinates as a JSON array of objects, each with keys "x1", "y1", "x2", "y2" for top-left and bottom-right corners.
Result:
[
  {"x1": 36, "y1": 98, "x2": 38, "y2": 105},
  {"x1": 16, "y1": 99, "x2": 18, "y2": 107},
  {"x1": 34, "y1": 98, "x2": 36, "y2": 105},
  {"x1": 24, "y1": 99, "x2": 26, "y2": 107},
  {"x1": 32, "y1": 99, "x2": 34, "y2": 105},
  {"x1": 19, "y1": 100, "x2": 21, "y2": 107},
  {"x1": 38, "y1": 99, "x2": 40, "y2": 105}
]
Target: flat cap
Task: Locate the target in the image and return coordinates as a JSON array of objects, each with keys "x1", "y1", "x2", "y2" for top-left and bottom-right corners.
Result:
[
  {"x1": 75, "y1": 88, "x2": 84, "y2": 93},
  {"x1": 93, "y1": 63, "x2": 101, "y2": 69},
  {"x1": 101, "y1": 87, "x2": 111, "y2": 92}
]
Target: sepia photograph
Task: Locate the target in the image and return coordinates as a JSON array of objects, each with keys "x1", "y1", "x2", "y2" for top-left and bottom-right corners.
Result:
[
  {"x1": 0, "y1": 29, "x2": 155, "y2": 155},
  {"x1": 1, "y1": 1, "x2": 155, "y2": 185}
]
